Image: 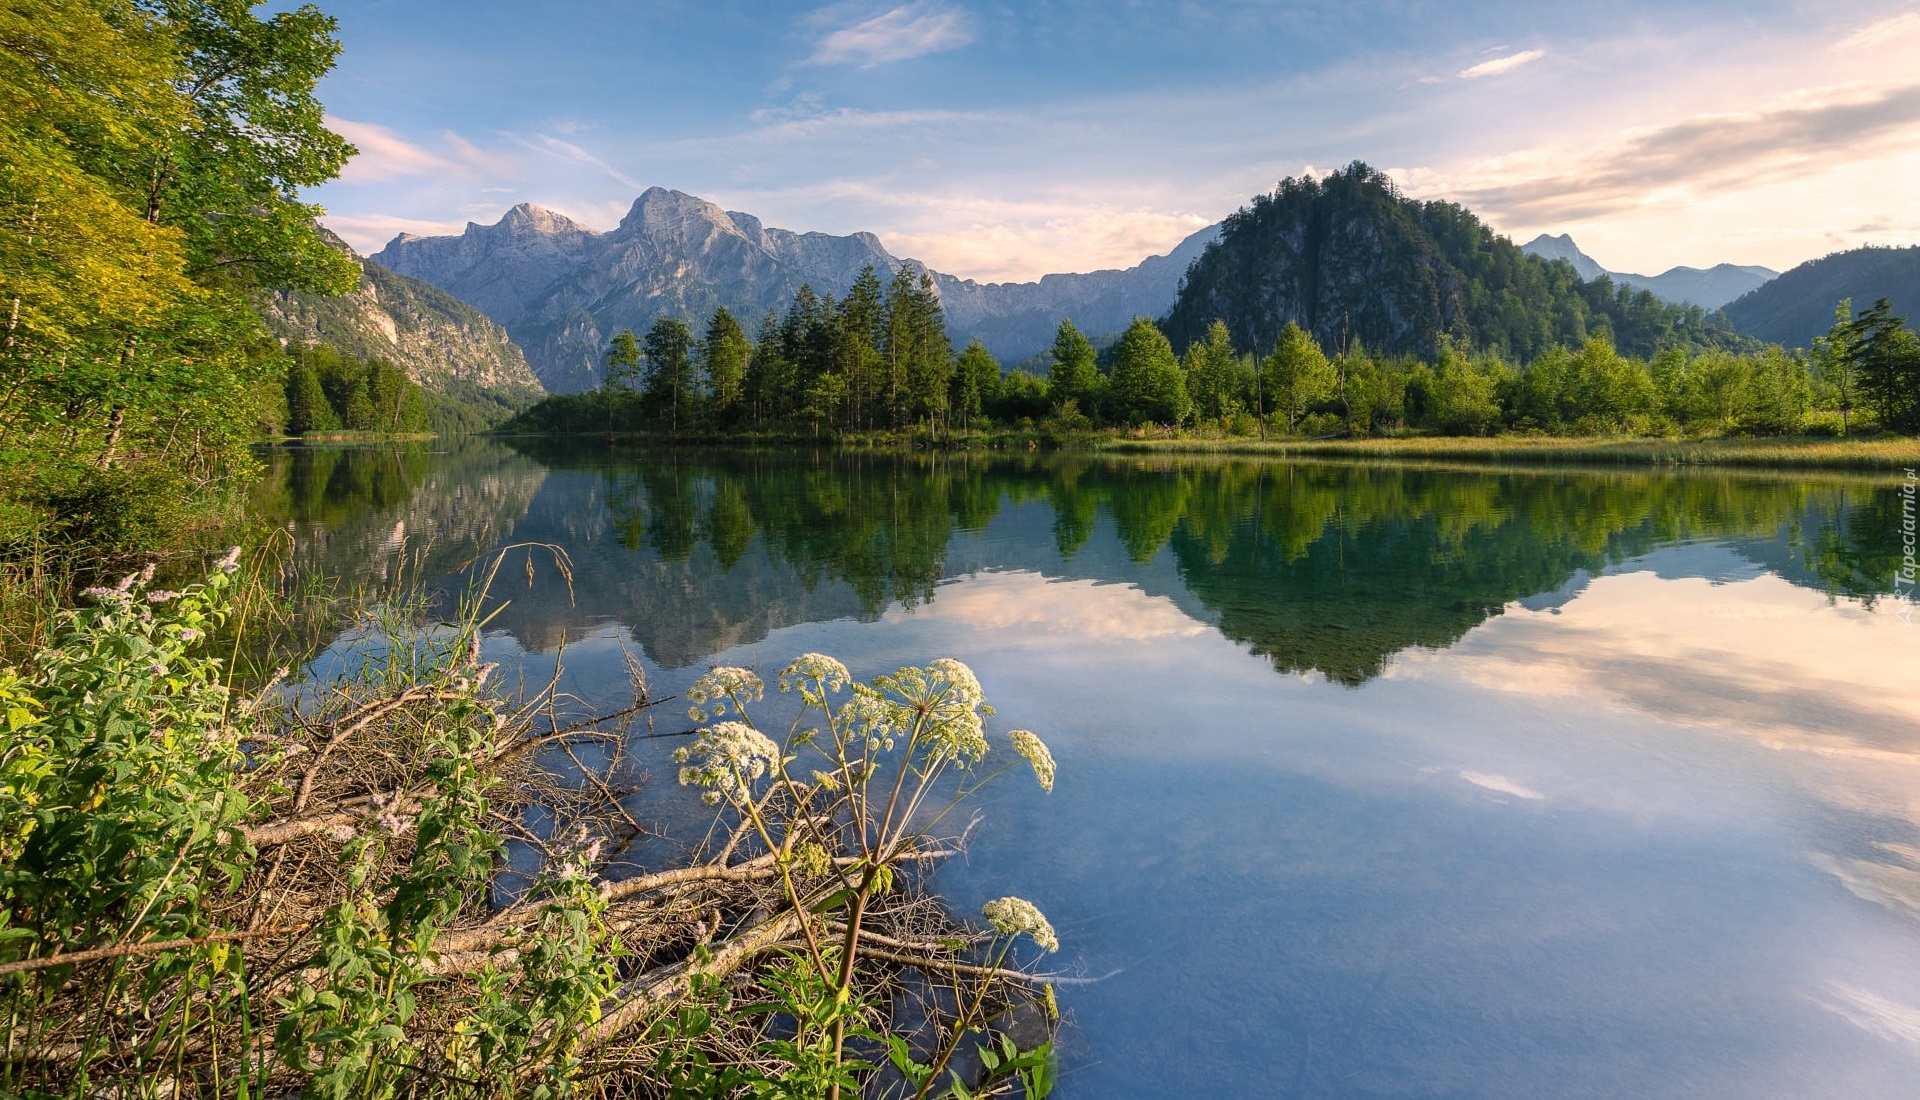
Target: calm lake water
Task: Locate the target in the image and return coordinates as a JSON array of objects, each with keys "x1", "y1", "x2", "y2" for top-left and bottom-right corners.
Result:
[{"x1": 261, "y1": 440, "x2": 1920, "y2": 1099}]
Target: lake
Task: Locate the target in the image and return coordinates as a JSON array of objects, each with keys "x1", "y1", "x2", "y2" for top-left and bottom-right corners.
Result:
[{"x1": 260, "y1": 440, "x2": 1920, "y2": 1098}]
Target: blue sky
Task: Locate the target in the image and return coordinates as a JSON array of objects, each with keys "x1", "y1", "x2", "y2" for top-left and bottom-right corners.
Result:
[{"x1": 305, "y1": 0, "x2": 1920, "y2": 282}]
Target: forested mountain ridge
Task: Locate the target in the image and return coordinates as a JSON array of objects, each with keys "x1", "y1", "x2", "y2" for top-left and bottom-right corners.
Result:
[
  {"x1": 1161, "y1": 163, "x2": 1753, "y2": 362},
  {"x1": 257, "y1": 232, "x2": 545, "y2": 399},
  {"x1": 371, "y1": 188, "x2": 1219, "y2": 392},
  {"x1": 1722, "y1": 246, "x2": 1920, "y2": 348},
  {"x1": 1519, "y1": 233, "x2": 1776, "y2": 310}
]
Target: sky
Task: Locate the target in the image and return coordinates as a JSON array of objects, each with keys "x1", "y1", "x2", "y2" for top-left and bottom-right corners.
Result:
[{"x1": 301, "y1": 0, "x2": 1920, "y2": 283}]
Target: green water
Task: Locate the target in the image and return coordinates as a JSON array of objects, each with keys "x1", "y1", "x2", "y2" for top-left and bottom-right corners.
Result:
[{"x1": 263, "y1": 440, "x2": 1920, "y2": 1098}]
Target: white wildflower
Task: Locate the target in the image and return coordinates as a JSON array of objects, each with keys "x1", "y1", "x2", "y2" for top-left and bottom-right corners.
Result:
[
  {"x1": 673, "y1": 720, "x2": 783, "y2": 803},
  {"x1": 177, "y1": 627, "x2": 202, "y2": 642},
  {"x1": 686, "y1": 666, "x2": 763, "y2": 722},
  {"x1": 326, "y1": 824, "x2": 357, "y2": 844},
  {"x1": 838, "y1": 684, "x2": 909, "y2": 752},
  {"x1": 778, "y1": 653, "x2": 850, "y2": 696},
  {"x1": 1009, "y1": 730, "x2": 1055, "y2": 792},
  {"x1": 146, "y1": 589, "x2": 181, "y2": 604},
  {"x1": 216, "y1": 546, "x2": 242, "y2": 575},
  {"x1": 81, "y1": 585, "x2": 129, "y2": 604},
  {"x1": 982, "y1": 896, "x2": 1058, "y2": 952},
  {"x1": 917, "y1": 659, "x2": 991, "y2": 765},
  {"x1": 375, "y1": 812, "x2": 411, "y2": 836}
]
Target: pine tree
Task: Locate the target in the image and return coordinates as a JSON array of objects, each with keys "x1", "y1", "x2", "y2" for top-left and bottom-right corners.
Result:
[
  {"x1": 700, "y1": 307, "x2": 749, "y2": 423},
  {"x1": 1048, "y1": 319, "x2": 1099, "y2": 416},
  {"x1": 642, "y1": 316, "x2": 695, "y2": 433}
]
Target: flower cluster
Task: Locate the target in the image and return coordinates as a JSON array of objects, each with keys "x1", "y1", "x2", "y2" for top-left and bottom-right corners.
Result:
[
  {"x1": 686, "y1": 666, "x2": 764, "y2": 722},
  {"x1": 982, "y1": 896, "x2": 1058, "y2": 952},
  {"x1": 777, "y1": 653, "x2": 850, "y2": 697},
  {"x1": 368, "y1": 791, "x2": 412, "y2": 836},
  {"x1": 1009, "y1": 729, "x2": 1055, "y2": 792},
  {"x1": 916, "y1": 658, "x2": 992, "y2": 766},
  {"x1": 838, "y1": 684, "x2": 910, "y2": 752},
  {"x1": 81, "y1": 563, "x2": 156, "y2": 604},
  {"x1": 673, "y1": 720, "x2": 784, "y2": 805}
]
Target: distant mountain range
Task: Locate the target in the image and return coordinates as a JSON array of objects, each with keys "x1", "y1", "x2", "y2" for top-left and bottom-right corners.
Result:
[
  {"x1": 371, "y1": 188, "x2": 1218, "y2": 393},
  {"x1": 1518, "y1": 233, "x2": 1776, "y2": 310},
  {"x1": 1721, "y1": 245, "x2": 1920, "y2": 348},
  {"x1": 257, "y1": 231, "x2": 546, "y2": 420}
]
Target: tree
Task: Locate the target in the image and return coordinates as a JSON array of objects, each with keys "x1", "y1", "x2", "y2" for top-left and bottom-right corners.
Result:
[
  {"x1": 883, "y1": 267, "x2": 951, "y2": 429},
  {"x1": 603, "y1": 329, "x2": 640, "y2": 437},
  {"x1": 1262, "y1": 322, "x2": 1333, "y2": 433},
  {"x1": 0, "y1": 0, "x2": 355, "y2": 542},
  {"x1": 282, "y1": 353, "x2": 332, "y2": 434},
  {"x1": 1182, "y1": 320, "x2": 1240, "y2": 424},
  {"x1": 700, "y1": 307, "x2": 749, "y2": 423},
  {"x1": 642, "y1": 316, "x2": 696, "y2": 433},
  {"x1": 839, "y1": 266, "x2": 886, "y2": 430},
  {"x1": 1108, "y1": 319, "x2": 1189, "y2": 426},
  {"x1": 1851, "y1": 297, "x2": 1920, "y2": 434},
  {"x1": 1426, "y1": 337, "x2": 1501, "y2": 435},
  {"x1": 1813, "y1": 298, "x2": 1859, "y2": 435},
  {"x1": 1048, "y1": 319, "x2": 1100, "y2": 415},
  {"x1": 950, "y1": 340, "x2": 1000, "y2": 431}
]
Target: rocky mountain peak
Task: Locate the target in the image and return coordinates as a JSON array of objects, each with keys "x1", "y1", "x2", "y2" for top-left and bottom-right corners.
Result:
[
  {"x1": 614, "y1": 187, "x2": 748, "y2": 246},
  {"x1": 492, "y1": 202, "x2": 593, "y2": 238}
]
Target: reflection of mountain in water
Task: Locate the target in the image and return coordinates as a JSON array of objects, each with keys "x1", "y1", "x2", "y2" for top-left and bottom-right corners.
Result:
[
  {"x1": 265, "y1": 441, "x2": 1904, "y2": 684},
  {"x1": 253, "y1": 439, "x2": 548, "y2": 585}
]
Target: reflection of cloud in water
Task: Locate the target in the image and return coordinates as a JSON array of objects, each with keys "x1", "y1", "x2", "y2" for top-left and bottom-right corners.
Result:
[
  {"x1": 1818, "y1": 982, "x2": 1920, "y2": 1046},
  {"x1": 1394, "y1": 558, "x2": 1920, "y2": 922},
  {"x1": 886, "y1": 570, "x2": 1208, "y2": 644},
  {"x1": 1398, "y1": 568, "x2": 1920, "y2": 754},
  {"x1": 1460, "y1": 771, "x2": 1546, "y2": 800}
]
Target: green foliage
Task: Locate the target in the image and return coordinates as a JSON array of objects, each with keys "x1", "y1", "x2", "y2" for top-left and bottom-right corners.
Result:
[
  {"x1": 1162, "y1": 162, "x2": 1749, "y2": 365},
  {"x1": 1262, "y1": 321, "x2": 1334, "y2": 433},
  {"x1": 285, "y1": 344, "x2": 428, "y2": 435},
  {"x1": 1182, "y1": 319, "x2": 1243, "y2": 423},
  {"x1": 1852, "y1": 297, "x2": 1920, "y2": 434},
  {"x1": 1723, "y1": 245, "x2": 1920, "y2": 349},
  {"x1": 1047, "y1": 320, "x2": 1101, "y2": 416},
  {"x1": 0, "y1": 0, "x2": 356, "y2": 562},
  {"x1": 701, "y1": 306, "x2": 750, "y2": 421},
  {"x1": 1107, "y1": 318, "x2": 1190, "y2": 426}
]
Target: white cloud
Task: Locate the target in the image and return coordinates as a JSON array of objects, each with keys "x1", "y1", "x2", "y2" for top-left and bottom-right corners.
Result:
[
  {"x1": 318, "y1": 212, "x2": 470, "y2": 255},
  {"x1": 329, "y1": 117, "x2": 462, "y2": 182},
  {"x1": 511, "y1": 133, "x2": 644, "y2": 193},
  {"x1": 1835, "y1": 9, "x2": 1920, "y2": 49},
  {"x1": 809, "y1": 3, "x2": 973, "y2": 68},
  {"x1": 1459, "y1": 48, "x2": 1545, "y2": 80},
  {"x1": 1424, "y1": 82, "x2": 1920, "y2": 224}
]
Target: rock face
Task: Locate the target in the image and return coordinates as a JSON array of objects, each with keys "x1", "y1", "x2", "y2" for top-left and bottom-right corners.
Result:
[
  {"x1": 372, "y1": 187, "x2": 1220, "y2": 392},
  {"x1": 1520, "y1": 233, "x2": 1776, "y2": 310},
  {"x1": 257, "y1": 231, "x2": 545, "y2": 405}
]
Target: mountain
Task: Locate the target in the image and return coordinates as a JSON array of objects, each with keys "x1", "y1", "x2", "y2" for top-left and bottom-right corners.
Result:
[
  {"x1": 1518, "y1": 233, "x2": 1776, "y2": 310},
  {"x1": 256, "y1": 230, "x2": 546, "y2": 423},
  {"x1": 1721, "y1": 245, "x2": 1920, "y2": 348},
  {"x1": 1161, "y1": 162, "x2": 1750, "y2": 363},
  {"x1": 1519, "y1": 233, "x2": 1606, "y2": 282},
  {"x1": 371, "y1": 188, "x2": 1219, "y2": 393}
]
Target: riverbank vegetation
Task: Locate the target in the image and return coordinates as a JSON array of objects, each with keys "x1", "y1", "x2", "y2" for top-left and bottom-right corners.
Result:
[
  {"x1": 0, "y1": 552, "x2": 1061, "y2": 1097},
  {"x1": 507, "y1": 278, "x2": 1920, "y2": 452}
]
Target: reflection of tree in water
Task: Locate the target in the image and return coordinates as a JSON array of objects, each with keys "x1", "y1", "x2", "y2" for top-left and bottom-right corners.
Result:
[
  {"x1": 253, "y1": 439, "x2": 548, "y2": 586},
  {"x1": 369, "y1": 438, "x2": 1909, "y2": 683}
]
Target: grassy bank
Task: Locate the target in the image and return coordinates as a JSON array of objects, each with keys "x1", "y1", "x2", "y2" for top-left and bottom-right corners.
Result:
[
  {"x1": 495, "y1": 426, "x2": 1920, "y2": 471},
  {"x1": 1089, "y1": 433, "x2": 1920, "y2": 470}
]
